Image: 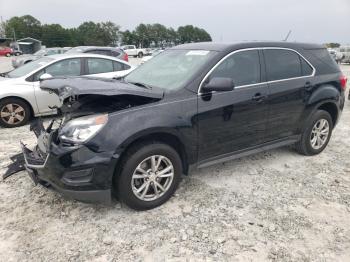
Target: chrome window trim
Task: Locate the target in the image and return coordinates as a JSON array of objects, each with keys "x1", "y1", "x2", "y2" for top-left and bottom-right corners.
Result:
[{"x1": 198, "y1": 47, "x2": 316, "y2": 95}]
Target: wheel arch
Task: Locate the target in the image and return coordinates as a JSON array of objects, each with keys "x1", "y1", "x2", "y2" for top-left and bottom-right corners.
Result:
[
  {"x1": 317, "y1": 102, "x2": 338, "y2": 126},
  {"x1": 113, "y1": 130, "x2": 190, "y2": 182}
]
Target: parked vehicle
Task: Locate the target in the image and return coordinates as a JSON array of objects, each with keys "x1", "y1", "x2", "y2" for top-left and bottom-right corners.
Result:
[
  {"x1": 12, "y1": 47, "x2": 70, "y2": 68},
  {"x1": 337, "y1": 46, "x2": 350, "y2": 64},
  {"x1": 0, "y1": 54, "x2": 134, "y2": 127},
  {"x1": 4, "y1": 42, "x2": 346, "y2": 210},
  {"x1": 66, "y1": 46, "x2": 128, "y2": 62},
  {"x1": 121, "y1": 45, "x2": 150, "y2": 58},
  {"x1": 140, "y1": 49, "x2": 163, "y2": 64},
  {"x1": 0, "y1": 47, "x2": 14, "y2": 57}
]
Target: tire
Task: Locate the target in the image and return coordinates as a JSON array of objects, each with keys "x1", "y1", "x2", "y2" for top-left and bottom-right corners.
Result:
[
  {"x1": 5, "y1": 53, "x2": 10, "y2": 57},
  {"x1": 115, "y1": 142, "x2": 182, "y2": 210},
  {"x1": 138, "y1": 52, "x2": 144, "y2": 58},
  {"x1": 24, "y1": 60, "x2": 32, "y2": 64},
  {"x1": 295, "y1": 110, "x2": 333, "y2": 156},
  {"x1": 0, "y1": 98, "x2": 31, "y2": 128}
]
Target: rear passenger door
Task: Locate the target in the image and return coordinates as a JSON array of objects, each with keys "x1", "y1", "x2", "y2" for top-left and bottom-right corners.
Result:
[{"x1": 263, "y1": 48, "x2": 315, "y2": 141}]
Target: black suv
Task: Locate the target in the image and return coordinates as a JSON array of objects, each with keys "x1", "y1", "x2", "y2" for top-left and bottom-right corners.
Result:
[{"x1": 6, "y1": 42, "x2": 347, "y2": 210}]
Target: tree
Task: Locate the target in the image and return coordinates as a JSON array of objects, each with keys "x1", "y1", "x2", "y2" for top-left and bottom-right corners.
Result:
[
  {"x1": 76, "y1": 21, "x2": 120, "y2": 46},
  {"x1": 5, "y1": 15, "x2": 42, "y2": 40},
  {"x1": 122, "y1": 30, "x2": 139, "y2": 46},
  {"x1": 41, "y1": 24, "x2": 70, "y2": 47},
  {"x1": 324, "y1": 43, "x2": 340, "y2": 48},
  {"x1": 177, "y1": 25, "x2": 211, "y2": 44}
]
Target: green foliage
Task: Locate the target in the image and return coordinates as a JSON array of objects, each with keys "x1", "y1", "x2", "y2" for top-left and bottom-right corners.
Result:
[
  {"x1": 122, "y1": 23, "x2": 211, "y2": 47},
  {"x1": 5, "y1": 15, "x2": 42, "y2": 40},
  {"x1": 4, "y1": 15, "x2": 212, "y2": 48},
  {"x1": 324, "y1": 43, "x2": 340, "y2": 48}
]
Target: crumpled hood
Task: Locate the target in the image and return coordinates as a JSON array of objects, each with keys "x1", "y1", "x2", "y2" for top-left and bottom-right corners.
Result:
[{"x1": 40, "y1": 76, "x2": 164, "y2": 101}]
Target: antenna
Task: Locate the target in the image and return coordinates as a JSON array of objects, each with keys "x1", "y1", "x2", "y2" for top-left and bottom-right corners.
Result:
[{"x1": 284, "y1": 30, "x2": 292, "y2": 41}]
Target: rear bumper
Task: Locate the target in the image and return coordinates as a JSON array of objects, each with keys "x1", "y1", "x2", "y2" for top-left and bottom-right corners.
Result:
[{"x1": 21, "y1": 138, "x2": 116, "y2": 204}]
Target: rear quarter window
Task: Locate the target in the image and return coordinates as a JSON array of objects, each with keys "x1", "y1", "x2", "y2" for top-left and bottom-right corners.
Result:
[{"x1": 305, "y1": 48, "x2": 340, "y2": 74}]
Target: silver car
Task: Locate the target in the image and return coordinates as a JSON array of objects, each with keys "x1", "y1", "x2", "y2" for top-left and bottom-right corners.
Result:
[
  {"x1": 0, "y1": 53, "x2": 135, "y2": 127},
  {"x1": 11, "y1": 47, "x2": 70, "y2": 68}
]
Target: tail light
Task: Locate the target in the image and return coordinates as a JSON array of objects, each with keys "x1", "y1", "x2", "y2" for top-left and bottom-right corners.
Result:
[
  {"x1": 123, "y1": 53, "x2": 128, "y2": 62},
  {"x1": 340, "y1": 75, "x2": 347, "y2": 90}
]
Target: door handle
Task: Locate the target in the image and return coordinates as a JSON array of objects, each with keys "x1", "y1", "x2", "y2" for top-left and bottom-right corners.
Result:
[
  {"x1": 304, "y1": 81, "x2": 313, "y2": 91},
  {"x1": 252, "y1": 93, "x2": 266, "y2": 102}
]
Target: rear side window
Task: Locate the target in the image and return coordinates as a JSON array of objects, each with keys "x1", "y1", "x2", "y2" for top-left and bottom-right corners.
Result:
[
  {"x1": 210, "y1": 50, "x2": 261, "y2": 86},
  {"x1": 264, "y1": 49, "x2": 302, "y2": 81},
  {"x1": 113, "y1": 61, "x2": 130, "y2": 71},
  {"x1": 300, "y1": 58, "x2": 313, "y2": 76},
  {"x1": 87, "y1": 58, "x2": 113, "y2": 74},
  {"x1": 86, "y1": 50, "x2": 111, "y2": 56},
  {"x1": 111, "y1": 50, "x2": 121, "y2": 57}
]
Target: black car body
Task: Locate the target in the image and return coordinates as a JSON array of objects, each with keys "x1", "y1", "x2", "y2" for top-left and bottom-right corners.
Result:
[{"x1": 5, "y1": 42, "x2": 347, "y2": 210}]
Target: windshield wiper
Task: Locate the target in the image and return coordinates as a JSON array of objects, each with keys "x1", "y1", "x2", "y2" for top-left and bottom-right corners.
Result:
[{"x1": 128, "y1": 81, "x2": 152, "y2": 89}]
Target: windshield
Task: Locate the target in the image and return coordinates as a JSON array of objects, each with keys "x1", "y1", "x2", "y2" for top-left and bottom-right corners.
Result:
[
  {"x1": 125, "y1": 49, "x2": 215, "y2": 91},
  {"x1": 7, "y1": 57, "x2": 54, "y2": 78}
]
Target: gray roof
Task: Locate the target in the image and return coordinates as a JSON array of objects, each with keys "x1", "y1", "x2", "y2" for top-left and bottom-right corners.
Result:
[{"x1": 172, "y1": 41, "x2": 324, "y2": 52}]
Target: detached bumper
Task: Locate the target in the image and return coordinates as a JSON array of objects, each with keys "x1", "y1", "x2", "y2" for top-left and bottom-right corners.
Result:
[{"x1": 19, "y1": 139, "x2": 116, "y2": 204}]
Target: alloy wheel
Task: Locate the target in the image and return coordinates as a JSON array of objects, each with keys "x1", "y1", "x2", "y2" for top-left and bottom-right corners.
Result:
[
  {"x1": 0, "y1": 103, "x2": 26, "y2": 125},
  {"x1": 310, "y1": 118, "x2": 329, "y2": 150},
  {"x1": 131, "y1": 155, "x2": 174, "y2": 201}
]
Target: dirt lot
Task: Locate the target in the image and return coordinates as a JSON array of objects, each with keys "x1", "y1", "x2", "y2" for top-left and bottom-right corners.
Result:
[{"x1": 0, "y1": 58, "x2": 349, "y2": 261}]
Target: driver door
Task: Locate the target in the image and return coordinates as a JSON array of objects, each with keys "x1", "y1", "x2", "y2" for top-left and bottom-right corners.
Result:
[{"x1": 31, "y1": 58, "x2": 83, "y2": 115}]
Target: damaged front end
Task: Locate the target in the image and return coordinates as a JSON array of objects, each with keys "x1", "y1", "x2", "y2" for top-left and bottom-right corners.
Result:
[{"x1": 3, "y1": 76, "x2": 164, "y2": 204}]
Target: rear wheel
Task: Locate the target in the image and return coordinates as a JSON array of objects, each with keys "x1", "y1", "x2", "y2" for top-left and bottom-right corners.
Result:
[
  {"x1": 138, "y1": 52, "x2": 144, "y2": 58},
  {"x1": 5, "y1": 53, "x2": 10, "y2": 57},
  {"x1": 295, "y1": 110, "x2": 333, "y2": 155},
  {"x1": 0, "y1": 98, "x2": 31, "y2": 128},
  {"x1": 116, "y1": 142, "x2": 182, "y2": 210}
]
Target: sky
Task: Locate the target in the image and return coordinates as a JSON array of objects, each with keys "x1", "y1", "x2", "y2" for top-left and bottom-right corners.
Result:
[{"x1": 1, "y1": 0, "x2": 350, "y2": 44}]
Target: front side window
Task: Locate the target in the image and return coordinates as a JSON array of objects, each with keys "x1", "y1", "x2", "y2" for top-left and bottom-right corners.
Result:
[
  {"x1": 209, "y1": 50, "x2": 261, "y2": 86},
  {"x1": 87, "y1": 58, "x2": 113, "y2": 74},
  {"x1": 125, "y1": 49, "x2": 215, "y2": 91},
  {"x1": 45, "y1": 58, "x2": 81, "y2": 77},
  {"x1": 264, "y1": 49, "x2": 302, "y2": 81}
]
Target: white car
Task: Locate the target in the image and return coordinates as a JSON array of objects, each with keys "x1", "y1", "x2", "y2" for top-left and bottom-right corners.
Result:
[
  {"x1": 0, "y1": 53, "x2": 135, "y2": 127},
  {"x1": 121, "y1": 45, "x2": 150, "y2": 58}
]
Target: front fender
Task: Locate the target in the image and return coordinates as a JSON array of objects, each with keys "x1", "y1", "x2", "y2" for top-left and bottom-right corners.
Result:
[{"x1": 89, "y1": 97, "x2": 198, "y2": 164}]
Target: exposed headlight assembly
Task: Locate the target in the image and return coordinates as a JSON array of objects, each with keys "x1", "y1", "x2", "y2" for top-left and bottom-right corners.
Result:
[{"x1": 59, "y1": 114, "x2": 108, "y2": 144}]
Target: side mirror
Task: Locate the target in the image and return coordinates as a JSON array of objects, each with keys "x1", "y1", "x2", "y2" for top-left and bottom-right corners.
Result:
[
  {"x1": 202, "y1": 77, "x2": 234, "y2": 92},
  {"x1": 39, "y1": 73, "x2": 52, "y2": 81}
]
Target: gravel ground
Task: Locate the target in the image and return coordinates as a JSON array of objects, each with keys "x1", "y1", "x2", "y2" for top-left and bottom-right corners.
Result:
[{"x1": 0, "y1": 58, "x2": 350, "y2": 261}]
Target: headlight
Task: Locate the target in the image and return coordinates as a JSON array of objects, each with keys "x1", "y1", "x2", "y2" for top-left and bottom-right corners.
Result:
[{"x1": 59, "y1": 114, "x2": 108, "y2": 144}]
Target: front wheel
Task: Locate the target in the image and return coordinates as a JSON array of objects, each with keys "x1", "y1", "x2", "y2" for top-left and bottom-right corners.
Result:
[
  {"x1": 295, "y1": 110, "x2": 333, "y2": 156},
  {"x1": 138, "y1": 52, "x2": 144, "y2": 58},
  {"x1": 116, "y1": 142, "x2": 182, "y2": 210},
  {"x1": 0, "y1": 98, "x2": 31, "y2": 128}
]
